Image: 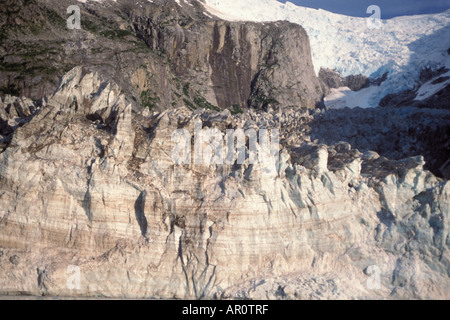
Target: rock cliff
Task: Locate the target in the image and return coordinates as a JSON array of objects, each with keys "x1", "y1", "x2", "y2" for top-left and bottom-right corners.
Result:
[{"x1": 0, "y1": 0, "x2": 323, "y2": 111}]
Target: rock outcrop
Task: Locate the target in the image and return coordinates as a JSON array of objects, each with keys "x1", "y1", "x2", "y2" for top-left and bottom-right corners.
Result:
[
  {"x1": 0, "y1": 68, "x2": 448, "y2": 299},
  {"x1": 318, "y1": 68, "x2": 369, "y2": 93},
  {"x1": 0, "y1": 0, "x2": 323, "y2": 111}
]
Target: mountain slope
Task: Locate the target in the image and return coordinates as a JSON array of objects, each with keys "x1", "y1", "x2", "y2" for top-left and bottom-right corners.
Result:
[{"x1": 0, "y1": 0, "x2": 323, "y2": 110}]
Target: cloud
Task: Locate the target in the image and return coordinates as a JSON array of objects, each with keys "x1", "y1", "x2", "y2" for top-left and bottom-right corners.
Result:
[{"x1": 279, "y1": 0, "x2": 450, "y2": 18}]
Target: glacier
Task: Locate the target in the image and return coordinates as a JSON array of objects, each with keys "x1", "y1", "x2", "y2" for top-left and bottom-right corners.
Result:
[{"x1": 203, "y1": 0, "x2": 450, "y2": 107}]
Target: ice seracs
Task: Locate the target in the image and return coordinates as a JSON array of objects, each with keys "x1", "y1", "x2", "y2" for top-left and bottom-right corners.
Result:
[{"x1": 0, "y1": 68, "x2": 448, "y2": 299}]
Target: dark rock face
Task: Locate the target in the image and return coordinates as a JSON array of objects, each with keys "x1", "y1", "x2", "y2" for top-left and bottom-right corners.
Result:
[
  {"x1": 413, "y1": 83, "x2": 450, "y2": 110},
  {"x1": 319, "y1": 68, "x2": 345, "y2": 90},
  {"x1": 129, "y1": 1, "x2": 323, "y2": 110},
  {"x1": 419, "y1": 67, "x2": 448, "y2": 83},
  {"x1": 344, "y1": 74, "x2": 370, "y2": 91},
  {"x1": 0, "y1": 0, "x2": 323, "y2": 111},
  {"x1": 318, "y1": 68, "x2": 369, "y2": 92},
  {"x1": 379, "y1": 90, "x2": 417, "y2": 108},
  {"x1": 208, "y1": 23, "x2": 255, "y2": 109}
]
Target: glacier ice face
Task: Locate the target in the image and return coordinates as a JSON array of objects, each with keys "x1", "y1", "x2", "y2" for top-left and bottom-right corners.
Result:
[{"x1": 0, "y1": 68, "x2": 449, "y2": 299}]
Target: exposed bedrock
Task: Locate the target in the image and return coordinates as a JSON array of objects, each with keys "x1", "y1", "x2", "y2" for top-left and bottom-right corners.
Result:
[{"x1": 0, "y1": 0, "x2": 323, "y2": 111}]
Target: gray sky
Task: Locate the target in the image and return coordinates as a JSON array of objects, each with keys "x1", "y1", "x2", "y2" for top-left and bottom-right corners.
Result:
[{"x1": 277, "y1": 0, "x2": 450, "y2": 18}]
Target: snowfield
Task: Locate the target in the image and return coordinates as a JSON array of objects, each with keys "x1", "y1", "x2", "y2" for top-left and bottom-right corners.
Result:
[{"x1": 203, "y1": 0, "x2": 450, "y2": 108}]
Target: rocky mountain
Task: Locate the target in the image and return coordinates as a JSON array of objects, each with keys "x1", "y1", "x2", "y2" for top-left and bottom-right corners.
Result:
[
  {"x1": 0, "y1": 0, "x2": 449, "y2": 300},
  {"x1": 0, "y1": 0, "x2": 323, "y2": 111}
]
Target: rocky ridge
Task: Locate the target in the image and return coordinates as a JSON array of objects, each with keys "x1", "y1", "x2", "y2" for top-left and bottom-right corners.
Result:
[{"x1": 0, "y1": 0, "x2": 323, "y2": 111}]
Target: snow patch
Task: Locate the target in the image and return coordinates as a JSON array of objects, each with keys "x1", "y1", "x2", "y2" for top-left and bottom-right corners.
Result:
[{"x1": 324, "y1": 86, "x2": 381, "y2": 109}]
